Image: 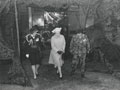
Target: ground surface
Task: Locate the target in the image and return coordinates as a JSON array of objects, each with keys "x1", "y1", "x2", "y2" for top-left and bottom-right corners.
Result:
[
  {"x1": 1, "y1": 70, "x2": 120, "y2": 90},
  {"x1": 1, "y1": 50, "x2": 120, "y2": 90}
]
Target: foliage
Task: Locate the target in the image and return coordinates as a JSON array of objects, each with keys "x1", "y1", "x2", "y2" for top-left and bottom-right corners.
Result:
[
  {"x1": 0, "y1": 42, "x2": 14, "y2": 59},
  {"x1": 7, "y1": 57, "x2": 32, "y2": 86}
]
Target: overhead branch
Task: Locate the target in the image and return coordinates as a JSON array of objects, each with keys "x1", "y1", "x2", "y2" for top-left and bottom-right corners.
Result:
[
  {"x1": 0, "y1": 0, "x2": 10, "y2": 14},
  {"x1": 83, "y1": 0, "x2": 91, "y2": 29}
]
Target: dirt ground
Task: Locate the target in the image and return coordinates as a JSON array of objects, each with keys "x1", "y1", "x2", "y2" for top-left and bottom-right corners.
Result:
[
  {"x1": 0, "y1": 71, "x2": 120, "y2": 90},
  {"x1": 1, "y1": 58, "x2": 120, "y2": 90}
]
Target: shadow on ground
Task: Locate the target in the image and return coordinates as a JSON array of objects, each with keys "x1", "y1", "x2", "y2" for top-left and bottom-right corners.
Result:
[
  {"x1": 1, "y1": 58, "x2": 120, "y2": 90},
  {"x1": 21, "y1": 59, "x2": 120, "y2": 90}
]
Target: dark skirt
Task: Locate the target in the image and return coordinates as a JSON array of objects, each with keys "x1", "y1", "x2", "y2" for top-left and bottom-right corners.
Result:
[{"x1": 29, "y1": 47, "x2": 41, "y2": 65}]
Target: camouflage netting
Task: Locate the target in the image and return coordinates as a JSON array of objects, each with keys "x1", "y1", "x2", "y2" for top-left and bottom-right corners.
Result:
[
  {"x1": 94, "y1": 36, "x2": 120, "y2": 62},
  {"x1": 86, "y1": 24, "x2": 120, "y2": 63},
  {"x1": 0, "y1": 42, "x2": 14, "y2": 60},
  {"x1": 6, "y1": 56, "x2": 32, "y2": 86},
  {"x1": 0, "y1": 0, "x2": 32, "y2": 86}
]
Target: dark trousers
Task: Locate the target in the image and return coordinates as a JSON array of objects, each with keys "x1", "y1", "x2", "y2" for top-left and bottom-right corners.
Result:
[{"x1": 71, "y1": 53, "x2": 86, "y2": 75}]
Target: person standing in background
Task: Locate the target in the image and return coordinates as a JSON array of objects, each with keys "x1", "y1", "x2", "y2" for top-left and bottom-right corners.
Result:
[
  {"x1": 70, "y1": 31, "x2": 90, "y2": 77},
  {"x1": 49, "y1": 27, "x2": 66, "y2": 79}
]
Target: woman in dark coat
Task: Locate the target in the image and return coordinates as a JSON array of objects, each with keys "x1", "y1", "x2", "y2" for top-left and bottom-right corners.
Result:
[{"x1": 25, "y1": 26, "x2": 42, "y2": 79}]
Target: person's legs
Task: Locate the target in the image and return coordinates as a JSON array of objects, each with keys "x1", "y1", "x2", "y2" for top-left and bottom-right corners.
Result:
[
  {"x1": 35, "y1": 64, "x2": 40, "y2": 75},
  {"x1": 31, "y1": 65, "x2": 37, "y2": 79},
  {"x1": 58, "y1": 65, "x2": 62, "y2": 78},
  {"x1": 71, "y1": 55, "x2": 79, "y2": 75},
  {"x1": 56, "y1": 56, "x2": 63, "y2": 79},
  {"x1": 80, "y1": 54, "x2": 86, "y2": 78},
  {"x1": 35, "y1": 49, "x2": 41, "y2": 75},
  {"x1": 52, "y1": 52, "x2": 63, "y2": 79},
  {"x1": 58, "y1": 59, "x2": 63, "y2": 78},
  {"x1": 57, "y1": 69, "x2": 59, "y2": 74}
]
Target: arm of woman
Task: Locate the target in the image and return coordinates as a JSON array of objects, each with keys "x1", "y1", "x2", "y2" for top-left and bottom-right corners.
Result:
[
  {"x1": 25, "y1": 34, "x2": 33, "y2": 45},
  {"x1": 62, "y1": 35, "x2": 66, "y2": 53},
  {"x1": 25, "y1": 34, "x2": 31, "y2": 42}
]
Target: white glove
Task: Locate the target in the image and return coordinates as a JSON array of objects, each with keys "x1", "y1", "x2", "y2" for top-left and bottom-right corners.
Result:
[
  {"x1": 26, "y1": 54, "x2": 29, "y2": 58},
  {"x1": 36, "y1": 38, "x2": 39, "y2": 41}
]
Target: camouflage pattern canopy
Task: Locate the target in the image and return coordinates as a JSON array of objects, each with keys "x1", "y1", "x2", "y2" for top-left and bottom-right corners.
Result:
[{"x1": 0, "y1": 42, "x2": 14, "y2": 60}]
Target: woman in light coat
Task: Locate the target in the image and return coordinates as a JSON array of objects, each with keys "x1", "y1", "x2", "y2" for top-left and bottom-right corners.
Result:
[{"x1": 49, "y1": 27, "x2": 66, "y2": 79}]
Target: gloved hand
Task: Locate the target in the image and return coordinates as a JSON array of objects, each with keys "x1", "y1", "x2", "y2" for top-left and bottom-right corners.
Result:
[
  {"x1": 57, "y1": 51, "x2": 63, "y2": 54},
  {"x1": 26, "y1": 54, "x2": 29, "y2": 58}
]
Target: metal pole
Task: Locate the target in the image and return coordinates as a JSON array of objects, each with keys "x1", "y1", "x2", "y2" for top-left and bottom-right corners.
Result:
[
  {"x1": 14, "y1": 0, "x2": 20, "y2": 57},
  {"x1": 28, "y1": 7, "x2": 32, "y2": 29}
]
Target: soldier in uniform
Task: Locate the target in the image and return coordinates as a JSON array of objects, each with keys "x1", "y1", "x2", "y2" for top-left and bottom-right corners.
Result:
[{"x1": 70, "y1": 31, "x2": 90, "y2": 77}]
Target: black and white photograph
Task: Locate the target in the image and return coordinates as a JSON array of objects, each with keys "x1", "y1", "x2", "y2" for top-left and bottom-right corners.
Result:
[{"x1": 1, "y1": 0, "x2": 120, "y2": 90}]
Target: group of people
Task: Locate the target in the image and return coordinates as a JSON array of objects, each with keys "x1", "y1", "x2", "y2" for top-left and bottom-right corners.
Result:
[{"x1": 25, "y1": 26, "x2": 90, "y2": 79}]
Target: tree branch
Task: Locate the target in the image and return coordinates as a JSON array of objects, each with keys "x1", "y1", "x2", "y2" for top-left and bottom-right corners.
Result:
[{"x1": 0, "y1": 0, "x2": 10, "y2": 14}]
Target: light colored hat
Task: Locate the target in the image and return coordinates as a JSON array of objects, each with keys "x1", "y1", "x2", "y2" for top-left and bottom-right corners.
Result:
[{"x1": 52, "y1": 27, "x2": 62, "y2": 33}]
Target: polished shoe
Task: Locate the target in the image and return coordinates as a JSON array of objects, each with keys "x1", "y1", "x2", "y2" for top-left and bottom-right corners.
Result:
[
  {"x1": 36, "y1": 73, "x2": 39, "y2": 77},
  {"x1": 36, "y1": 71, "x2": 39, "y2": 76},
  {"x1": 59, "y1": 76, "x2": 63, "y2": 79}
]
